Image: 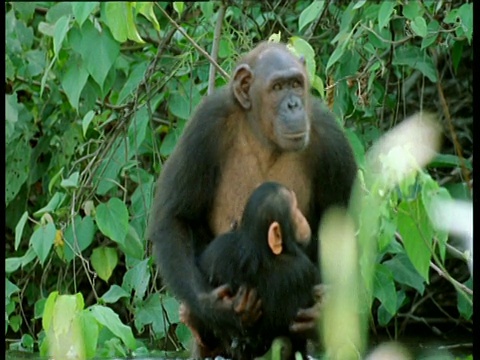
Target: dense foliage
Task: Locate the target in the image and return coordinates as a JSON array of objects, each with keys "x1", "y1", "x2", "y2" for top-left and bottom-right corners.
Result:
[{"x1": 5, "y1": 1, "x2": 472, "y2": 358}]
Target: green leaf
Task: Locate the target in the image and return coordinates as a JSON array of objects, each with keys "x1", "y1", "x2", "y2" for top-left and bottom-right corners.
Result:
[
  {"x1": 456, "y1": 277, "x2": 472, "y2": 320},
  {"x1": 6, "y1": 278, "x2": 20, "y2": 299},
  {"x1": 162, "y1": 295, "x2": 181, "y2": 324},
  {"x1": 79, "y1": 310, "x2": 99, "y2": 359},
  {"x1": 103, "y1": 2, "x2": 144, "y2": 43},
  {"x1": 6, "y1": 139, "x2": 31, "y2": 207},
  {"x1": 392, "y1": 46, "x2": 437, "y2": 82},
  {"x1": 428, "y1": 153, "x2": 472, "y2": 170},
  {"x1": 288, "y1": 37, "x2": 316, "y2": 85},
  {"x1": 397, "y1": 198, "x2": 433, "y2": 282},
  {"x1": 160, "y1": 121, "x2": 187, "y2": 157},
  {"x1": 443, "y1": 8, "x2": 458, "y2": 24},
  {"x1": 383, "y1": 253, "x2": 426, "y2": 294},
  {"x1": 82, "y1": 110, "x2": 95, "y2": 137},
  {"x1": 134, "y1": 294, "x2": 165, "y2": 335},
  {"x1": 298, "y1": 1, "x2": 325, "y2": 32},
  {"x1": 51, "y1": 294, "x2": 84, "y2": 335},
  {"x1": 420, "y1": 175, "x2": 451, "y2": 262},
  {"x1": 53, "y1": 15, "x2": 71, "y2": 57},
  {"x1": 173, "y1": 2, "x2": 185, "y2": 17},
  {"x1": 402, "y1": 1, "x2": 423, "y2": 21},
  {"x1": 122, "y1": 258, "x2": 150, "y2": 302},
  {"x1": 128, "y1": 107, "x2": 149, "y2": 153},
  {"x1": 71, "y1": 2, "x2": 99, "y2": 27},
  {"x1": 94, "y1": 137, "x2": 128, "y2": 195},
  {"x1": 61, "y1": 56, "x2": 89, "y2": 110},
  {"x1": 410, "y1": 16, "x2": 427, "y2": 38},
  {"x1": 372, "y1": 264, "x2": 397, "y2": 315},
  {"x1": 345, "y1": 129, "x2": 365, "y2": 170},
  {"x1": 74, "y1": 20, "x2": 120, "y2": 90},
  {"x1": 61, "y1": 171, "x2": 80, "y2": 189},
  {"x1": 5, "y1": 249, "x2": 37, "y2": 273},
  {"x1": 326, "y1": 45, "x2": 346, "y2": 72},
  {"x1": 38, "y1": 21, "x2": 55, "y2": 36},
  {"x1": 457, "y1": 3, "x2": 473, "y2": 44},
  {"x1": 312, "y1": 74, "x2": 325, "y2": 99},
  {"x1": 14, "y1": 211, "x2": 29, "y2": 251},
  {"x1": 378, "y1": 1, "x2": 396, "y2": 29},
  {"x1": 63, "y1": 215, "x2": 96, "y2": 262},
  {"x1": 46, "y1": 2, "x2": 72, "y2": 24},
  {"x1": 378, "y1": 215, "x2": 397, "y2": 252},
  {"x1": 42, "y1": 291, "x2": 59, "y2": 331},
  {"x1": 96, "y1": 198, "x2": 129, "y2": 245},
  {"x1": 6, "y1": 94, "x2": 19, "y2": 124},
  {"x1": 30, "y1": 222, "x2": 56, "y2": 266},
  {"x1": 377, "y1": 291, "x2": 406, "y2": 326},
  {"x1": 169, "y1": 92, "x2": 194, "y2": 120},
  {"x1": 116, "y1": 62, "x2": 148, "y2": 104},
  {"x1": 88, "y1": 305, "x2": 136, "y2": 349},
  {"x1": 326, "y1": 28, "x2": 354, "y2": 71},
  {"x1": 6, "y1": 257, "x2": 23, "y2": 273},
  {"x1": 421, "y1": 20, "x2": 440, "y2": 49},
  {"x1": 101, "y1": 285, "x2": 130, "y2": 304},
  {"x1": 44, "y1": 293, "x2": 86, "y2": 359},
  {"x1": 120, "y1": 225, "x2": 145, "y2": 260},
  {"x1": 352, "y1": 0, "x2": 367, "y2": 10},
  {"x1": 33, "y1": 192, "x2": 66, "y2": 217},
  {"x1": 34, "y1": 298, "x2": 47, "y2": 319},
  {"x1": 91, "y1": 246, "x2": 118, "y2": 282},
  {"x1": 176, "y1": 323, "x2": 193, "y2": 347},
  {"x1": 136, "y1": 2, "x2": 160, "y2": 30}
]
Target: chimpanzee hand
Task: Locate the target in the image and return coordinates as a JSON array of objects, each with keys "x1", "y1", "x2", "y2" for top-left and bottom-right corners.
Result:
[
  {"x1": 232, "y1": 285, "x2": 262, "y2": 327},
  {"x1": 197, "y1": 284, "x2": 262, "y2": 328},
  {"x1": 289, "y1": 284, "x2": 327, "y2": 338}
]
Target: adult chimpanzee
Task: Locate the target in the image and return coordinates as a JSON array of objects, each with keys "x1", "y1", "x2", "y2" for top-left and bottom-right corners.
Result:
[
  {"x1": 148, "y1": 41, "x2": 357, "y2": 357},
  {"x1": 198, "y1": 181, "x2": 321, "y2": 360}
]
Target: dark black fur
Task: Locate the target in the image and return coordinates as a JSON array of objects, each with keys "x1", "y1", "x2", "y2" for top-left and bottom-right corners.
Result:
[
  {"x1": 199, "y1": 181, "x2": 320, "y2": 359},
  {"x1": 148, "y1": 43, "x2": 357, "y2": 355}
]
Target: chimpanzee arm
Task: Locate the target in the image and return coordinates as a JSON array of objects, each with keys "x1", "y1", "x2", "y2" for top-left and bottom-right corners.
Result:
[{"x1": 148, "y1": 90, "x2": 259, "y2": 329}]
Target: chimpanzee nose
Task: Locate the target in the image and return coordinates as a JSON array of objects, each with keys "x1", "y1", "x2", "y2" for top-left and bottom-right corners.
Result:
[{"x1": 287, "y1": 97, "x2": 300, "y2": 110}]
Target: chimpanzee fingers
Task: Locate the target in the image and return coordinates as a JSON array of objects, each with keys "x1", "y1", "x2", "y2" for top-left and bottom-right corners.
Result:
[
  {"x1": 179, "y1": 303, "x2": 189, "y2": 323},
  {"x1": 289, "y1": 319, "x2": 317, "y2": 334},
  {"x1": 295, "y1": 303, "x2": 320, "y2": 322},
  {"x1": 232, "y1": 286, "x2": 248, "y2": 312},
  {"x1": 244, "y1": 287, "x2": 259, "y2": 310},
  {"x1": 251, "y1": 297, "x2": 263, "y2": 322},
  {"x1": 243, "y1": 288, "x2": 262, "y2": 323},
  {"x1": 213, "y1": 284, "x2": 233, "y2": 300},
  {"x1": 231, "y1": 286, "x2": 262, "y2": 325},
  {"x1": 313, "y1": 284, "x2": 329, "y2": 299},
  {"x1": 239, "y1": 298, "x2": 262, "y2": 325}
]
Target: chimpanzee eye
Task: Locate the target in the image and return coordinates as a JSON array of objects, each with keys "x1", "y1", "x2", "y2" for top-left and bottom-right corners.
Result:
[
  {"x1": 291, "y1": 80, "x2": 301, "y2": 89},
  {"x1": 272, "y1": 83, "x2": 282, "y2": 91}
]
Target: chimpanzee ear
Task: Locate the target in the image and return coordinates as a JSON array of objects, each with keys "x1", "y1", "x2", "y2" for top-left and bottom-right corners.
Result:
[
  {"x1": 268, "y1": 221, "x2": 283, "y2": 255},
  {"x1": 299, "y1": 55, "x2": 306, "y2": 66},
  {"x1": 232, "y1": 64, "x2": 253, "y2": 110}
]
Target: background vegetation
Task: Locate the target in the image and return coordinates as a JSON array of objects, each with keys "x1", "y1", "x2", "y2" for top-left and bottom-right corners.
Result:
[{"x1": 5, "y1": 1, "x2": 472, "y2": 358}]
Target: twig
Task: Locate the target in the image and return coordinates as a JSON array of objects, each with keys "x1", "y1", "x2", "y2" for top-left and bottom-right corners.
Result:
[
  {"x1": 430, "y1": 261, "x2": 472, "y2": 296},
  {"x1": 304, "y1": 2, "x2": 327, "y2": 40},
  {"x1": 360, "y1": 24, "x2": 415, "y2": 45},
  {"x1": 431, "y1": 48, "x2": 472, "y2": 192},
  {"x1": 156, "y1": 4, "x2": 230, "y2": 80},
  {"x1": 208, "y1": 2, "x2": 227, "y2": 94}
]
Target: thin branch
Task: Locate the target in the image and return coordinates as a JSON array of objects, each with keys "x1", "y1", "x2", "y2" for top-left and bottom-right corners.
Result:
[
  {"x1": 208, "y1": 3, "x2": 227, "y2": 94},
  {"x1": 156, "y1": 4, "x2": 230, "y2": 80},
  {"x1": 431, "y1": 48, "x2": 472, "y2": 192},
  {"x1": 430, "y1": 261, "x2": 473, "y2": 296}
]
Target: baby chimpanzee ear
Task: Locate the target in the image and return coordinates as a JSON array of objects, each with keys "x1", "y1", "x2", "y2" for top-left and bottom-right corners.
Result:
[{"x1": 268, "y1": 221, "x2": 283, "y2": 255}]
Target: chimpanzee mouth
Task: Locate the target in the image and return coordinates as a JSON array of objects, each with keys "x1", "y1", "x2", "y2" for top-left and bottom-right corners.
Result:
[{"x1": 283, "y1": 132, "x2": 307, "y2": 140}]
